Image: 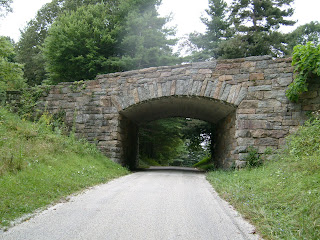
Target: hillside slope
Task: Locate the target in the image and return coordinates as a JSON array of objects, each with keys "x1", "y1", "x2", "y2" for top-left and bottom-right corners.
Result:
[
  {"x1": 0, "y1": 107, "x2": 129, "y2": 228},
  {"x1": 207, "y1": 116, "x2": 320, "y2": 239}
]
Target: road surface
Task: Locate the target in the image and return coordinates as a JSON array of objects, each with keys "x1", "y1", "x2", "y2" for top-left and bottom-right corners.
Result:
[{"x1": 0, "y1": 167, "x2": 261, "y2": 240}]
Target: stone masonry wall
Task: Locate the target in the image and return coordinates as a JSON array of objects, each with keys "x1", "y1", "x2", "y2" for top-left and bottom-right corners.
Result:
[{"x1": 38, "y1": 56, "x2": 320, "y2": 168}]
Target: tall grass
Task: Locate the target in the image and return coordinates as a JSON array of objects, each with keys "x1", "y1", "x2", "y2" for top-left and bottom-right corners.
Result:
[
  {"x1": 0, "y1": 107, "x2": 129, "y2": 228},
  {"x1": 207, "y1": 117, "x2": 320, "y2": 239}
]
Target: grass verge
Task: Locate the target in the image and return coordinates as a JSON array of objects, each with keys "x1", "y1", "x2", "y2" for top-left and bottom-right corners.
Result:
[
  {"x1": 0, "y1": 107, "x2": 129, "y2": 228},
  {"x1": 207, "y1": 118, "x2": 320, "y2": 239}
]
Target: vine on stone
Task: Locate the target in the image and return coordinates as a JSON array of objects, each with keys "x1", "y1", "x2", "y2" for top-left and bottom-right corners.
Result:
[{"x1": 286, "y1": 42, "x2": 320, "y2": 102}]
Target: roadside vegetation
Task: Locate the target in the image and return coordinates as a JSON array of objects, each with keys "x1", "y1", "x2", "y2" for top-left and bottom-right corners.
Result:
[
  {"x1": 207, "y1": 113, "x2": 320, "y2": 240},
  {"x1": 0, "y1": 107, "x2": 129, "y2": 229}
]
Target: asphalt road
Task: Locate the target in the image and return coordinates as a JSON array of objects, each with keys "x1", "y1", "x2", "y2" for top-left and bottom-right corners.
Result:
[{"x1": 0, "y1": 167, "x2": 262, "y2": 240}]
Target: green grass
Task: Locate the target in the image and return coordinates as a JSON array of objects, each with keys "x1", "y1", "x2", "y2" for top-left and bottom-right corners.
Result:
[
  {"x1": 0, "y1": 107, "x2": 129, "y2": 228},
  {"x1": 207, "y1": 118, "x2": 320, "y2": 240}
]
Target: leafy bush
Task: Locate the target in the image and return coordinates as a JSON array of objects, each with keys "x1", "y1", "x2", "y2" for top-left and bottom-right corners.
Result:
[
  {"x1": 245, "y1": 147, "x2": 263, "y2": 168},
  {"x1": 286, "y1": 42, "x2": 320, "y2": 102},
  {"x1": 0, "y1": 37, "x2": 26, "y2": 103},
  {"x1": 285, "y1": 112, "x2": 320, "y2": 158}
]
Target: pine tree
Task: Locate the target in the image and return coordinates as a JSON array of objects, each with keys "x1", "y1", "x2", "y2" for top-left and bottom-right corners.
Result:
[
  {"x1": 190, "y1": 0, "x2": 296, "y2": 59},
  {"x1": 188, "y1": 0, "x2": 230, "y2": 60}
]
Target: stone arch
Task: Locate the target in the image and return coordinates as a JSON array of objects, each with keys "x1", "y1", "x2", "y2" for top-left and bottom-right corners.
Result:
[
  {"x1": 117, "y1": 95, "x2": 238, "y2": 169},
  {"x1": 39, "y1": 56, "x2": 320, "y2": 170}
]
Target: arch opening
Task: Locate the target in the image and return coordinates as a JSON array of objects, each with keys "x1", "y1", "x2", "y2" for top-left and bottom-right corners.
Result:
[
  {"x1": 138, "y1": 117, "x2": 213, "y2": 169},
  {"x1": 118, "y1": 96, "x2": 237, "y2": 170},
  {"x1": 120, "y1": 96, "x2": 236, "y2": 124}
]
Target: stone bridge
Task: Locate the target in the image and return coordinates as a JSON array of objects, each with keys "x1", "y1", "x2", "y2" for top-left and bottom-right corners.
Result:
[{"x1": 39, "y1": 56, "x2": 320, "y2": 169}]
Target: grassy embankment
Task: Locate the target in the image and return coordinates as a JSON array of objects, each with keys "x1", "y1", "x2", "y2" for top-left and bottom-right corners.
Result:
[
  {"x1": 0, "y1": 107, "x2": 129, "y2": 228},
  {"x1": 207, "y1": 117, "x2": 320, "y2": 239}
]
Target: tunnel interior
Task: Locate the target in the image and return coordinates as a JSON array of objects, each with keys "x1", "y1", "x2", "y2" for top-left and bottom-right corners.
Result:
[{"x1": 119, "y1": 96, "x2": 237, "y2": 170}]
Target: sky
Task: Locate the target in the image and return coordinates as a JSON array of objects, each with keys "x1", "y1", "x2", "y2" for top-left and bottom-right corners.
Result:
[{"x1": 0, "y1": 0, "x2": 320, "y2": 42}]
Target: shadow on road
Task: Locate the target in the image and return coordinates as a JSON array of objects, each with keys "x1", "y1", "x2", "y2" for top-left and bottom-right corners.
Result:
[{"x1": 136, "y1": 166, "x2": 205, "y2": 173}]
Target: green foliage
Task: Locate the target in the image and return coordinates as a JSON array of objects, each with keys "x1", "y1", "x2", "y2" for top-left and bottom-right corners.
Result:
[
  {"x1": 189, "y1": 0, "x2": 295, "y2": 59},
  {"x1": 118, "y1": 7, "x2": 178, "y2": 70},
  {"x1": 13, "y1": 85, "x2": 51, "y2": 120},
  {"x1": 286, "y1": 21, "x2": 320, "y2": 54},
  {"x1": 139, "y1": 118, "x2": 213, "y2": 167},
  {"x1": 69, "y1": 80, "x2": 87, "y2": 93},
  {"x1": 286, "y1": 42, "x2": 320, "y2": 102},
  {"x1": 0, "y1": 37, "x2": 26, "y2": 95},
  {"x1": 207, "y1": 113, "x2": 320, "y2": 239},
  {"x1": 193, "y1": 154, "x2": 214, "y2": 171},
  {"x1": 43, "y1": 3, "x2": 118, "y2": 83},
  {"x1": 139, "y1": 118, "x2": 186, "y2": 165},
  {"x1": 15, "y1": 0, "x2": 63, "y2": 85},
  {"x1": 285, "y1": 112, "x2": 320, "y2": 158},
  {"x1": 17, "y1": 0, "x2": 179, "y2": 85},
  {"x1": 244, "y1": 146, "x2": 263, "y2": 168},
  {"x1": 138, "y1": 157, "x2": 161, "y2": 168},
  {"x1": 0, "y1": 0, "x2": 12, "y2": 17},
  {"x1": 187, "y1": 0, "x2": 230, "y2": 60},
  {"x1": 0, "y1": 107, "x2": 129, "y2": 227}
]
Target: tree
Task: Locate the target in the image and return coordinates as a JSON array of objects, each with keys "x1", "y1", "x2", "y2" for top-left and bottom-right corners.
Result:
[
  {"x1": 0, "y1": 0, "x2": 12, "y2": 17},
  {"x1": 190, "y1": 0, "x2": 295, "y2": 59},
  {"x1": 16, "y1": 0, "x2": 63, "y2": 85},
  {"x1": 139, "y1": 118, "x2": 186, "y2": 165},
  {"x1": 16, "y1": 0, "x2": 114, "y2": 85},
  {"x1": 286, "y1": 21, "x2": 320, "y2": 54},
  {"x1": 188, "y1": 0, "x2": 230, "y2": 61},
  {"x1": 139, "y1": 118, "x2": 213, "y2": 166},
  {"x1": 118, "y1": 7, "x2": 178, "y2": 70},
  {"x1": 0, "y1": 37, "x2": 26, "y2": 94},
  {"x1": 17, "y1": 0, "x2": 179, "y2": 84},
  {"x1": 43, "y1": 3, "x2": 120, "y2": 83}
]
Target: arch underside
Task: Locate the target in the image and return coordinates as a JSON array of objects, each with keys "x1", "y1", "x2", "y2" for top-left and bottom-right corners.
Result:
[
  {"x1": 118, "y1": 96, "x2": 237, "y2": 169},
  {"x1": 120, "y1": 96, "x2": 236, "y2": 124}
]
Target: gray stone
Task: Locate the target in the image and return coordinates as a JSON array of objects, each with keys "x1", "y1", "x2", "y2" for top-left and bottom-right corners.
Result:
[{"x1": 34, "y1": 57, "x2": 319, "y2": 170}]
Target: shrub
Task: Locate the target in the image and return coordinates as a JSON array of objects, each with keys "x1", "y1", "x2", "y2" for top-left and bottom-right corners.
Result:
[{"x1": 286, "y1": 42, "x2": 320, "y2": 102}]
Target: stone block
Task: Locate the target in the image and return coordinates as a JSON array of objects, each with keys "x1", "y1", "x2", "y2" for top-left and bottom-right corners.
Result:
[
  {"x1": 200, "y1": 79, "x2": 208, "y2": 96},
  {"x1": 172, "y1": 68, "x2": 186, "y2": 75},
  {"x1": 256, "y1": 137, "x2": 279, "y2": 146},
  {"x1": 282, "y1": 120, "x2": 299, "y2": 126},
  {"x1": 219, "y1": 75, "x2": 233, "y2": 81},
  {"x1": 199, "y1": 69, "x2": 212, "y2": 74},
  {"x1": 234, "y1": 87, "x2": 248, "y2": 105},
  {"x1": 192, "y1": 61, "x2": 217, "y2": 69},
  {"x1": 227, "y1": 85, "x2": 238, "y2": 103},
  {"x1": 237, "y1": 120, "x2": 267, "y2": 130},
  {"x1": 248, "y1": 85, "x2": 272, "y2": 92},
  {"x1": 238, "y1": 100, "x2": 259, "y2": 109},
  {"x1": 145, "y1": 72, "x2": 161, "y2": 78},
  {"x1": 160, "y1": 71, "x2": 172, "y2": 77},
  {"x1": 220, "y1": 84, "x2": 231, "y2": 101},
  {"x1": 250, "y1": 73, "x2": 265, "y2": 81},
  {"x1": 235, "y1": 130, "x2": 252, "y2": 138},
  {"x1": 235, "y1": 160, "x2": 247, "y2": 168},
  {"x1": 234, "y1": 74, "x2": 250, "y2": 82},
  {"x1": 241, "y1": 61, "x2": 256, "y2": 69},
  {"x1": 237, "y1": 108, "x2": 256, "y2": 114},
  {"x1": 192, "y1": 74, "x2": 206, "y2": 81}
]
